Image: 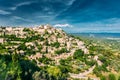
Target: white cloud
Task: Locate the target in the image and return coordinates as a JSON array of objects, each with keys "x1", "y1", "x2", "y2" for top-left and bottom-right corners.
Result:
[
  {"x1": 67, "y1": 0, "x2": 75, "y2": 5},
  {"x1": 13, "y1": 16, "x2": 33, "y2": 22},
  {"x1": 10, "y1": 1, "x2": 37, "y2": 10},
  {"x1": 0, "y1": 10, "x2": 11, "y2": 15},
  {"x1": 54, "y1": 0, "x2": 75, "y2": 17},
  {"x1": 37, "y1": 16, "x2": 51, "y2": 18},
  {"x1": 54, "y1": 24, "x2": 73, "y2": 28}
]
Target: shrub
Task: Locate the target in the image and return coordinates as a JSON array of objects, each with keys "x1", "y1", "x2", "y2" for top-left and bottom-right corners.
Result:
[
  {"x1": 118, "y1": 76, "x2": 120, "y2": 80},
  {"x1": 47, "y1": 66, "x2": 68, "y2": 79},
  {"x1": 23, "y1": 28, "x2": 30, "y2": 32},
  {"x1": 99, "y1": 56, "x2": 107, "y2": 63},
  {"x1": 25, "y1": 49, "x2": 36, "y2": 55},
  {"x1": 38, "y1": 56, "x2": 52, "y2": 64},
  {"x1": 51, "y1": 42, "x2": 60, "y2": 48},
  {"x1": 55, "y1": 48, "x2": 68, "y2": 55},
  {"x1": 85, "y1": 59, "x2": 96, "y2": 66},
  {"x1": 59, "y1": 59, "x2": 66, "y2": 65},
  {"x1": 17, "y1": 44, "x2": 27, "y2": 50},
  {"x1": 37, "y1": 45, "x2": 42, "y2": 51},
  {"x1": 47, "y1": 66, "x2": 61, "y2": 77},
  {"x1": 25, "y1": 35, "x2": 40, "y2": 42},
  {"x1": 39, "y1": 37, "x2": 44, "y2": 41},
  {"x1": 100, "y1": 75, "x2": 106, "y2": 80},
  {"x1": 73, "y1": 49, "x2": 84, "y2": 59},
  {"x1": 108, "y1": 74, "x2": 116, "y2": 80}
]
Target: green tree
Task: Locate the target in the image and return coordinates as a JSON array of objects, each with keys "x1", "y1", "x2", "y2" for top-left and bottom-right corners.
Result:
[{"x1": 23, "y1": 28, "x2": 30, "y2": 32}]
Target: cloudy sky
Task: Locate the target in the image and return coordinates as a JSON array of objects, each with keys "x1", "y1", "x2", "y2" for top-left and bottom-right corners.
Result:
[{"x1": 0, "y1": 0, "x2": 120, "y2": 33}]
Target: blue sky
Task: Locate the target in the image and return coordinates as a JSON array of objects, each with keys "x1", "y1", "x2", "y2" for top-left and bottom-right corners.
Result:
[{"x1": 0, "y1": 0, "x2": 120, "y2": 33}]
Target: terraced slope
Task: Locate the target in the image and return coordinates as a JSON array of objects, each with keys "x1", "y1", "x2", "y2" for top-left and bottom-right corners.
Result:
[{"x1": 1, "y1": 25, "x2": 119, "y2": 80}]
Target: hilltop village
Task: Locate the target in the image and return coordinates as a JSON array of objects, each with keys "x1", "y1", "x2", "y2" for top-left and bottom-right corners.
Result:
[{"x1": 0, "y1": 25, "x2": 120, "y2": 80}]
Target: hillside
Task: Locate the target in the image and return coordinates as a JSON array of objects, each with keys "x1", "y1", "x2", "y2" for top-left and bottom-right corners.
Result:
[{"x1": 0, "y1": 25, "x2": 120, "y2": 80}]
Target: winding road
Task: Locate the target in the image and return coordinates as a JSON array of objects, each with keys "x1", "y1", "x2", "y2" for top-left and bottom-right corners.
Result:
[{"x1": 69, "y1": 55, "x2": 102, "y2": 80}]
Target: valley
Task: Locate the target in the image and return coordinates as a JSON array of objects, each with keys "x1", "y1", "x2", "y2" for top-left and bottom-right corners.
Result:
[{"x1": 0, "y1": 25, "x2": 120, "y2": 80}]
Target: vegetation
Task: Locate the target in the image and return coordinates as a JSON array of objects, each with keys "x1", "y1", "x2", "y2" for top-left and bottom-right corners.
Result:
[
  {"x1": 55, "y1": 48, "x2": 68, "y2": 55},
  {"x1": 50, "y1": 42, "x2": 60, "y2": 48},
  {"x1": 73, "y1": 49, "x2": 84, "y2": 59},
  {"x1": 38, "y1": 55, "x2": 52, "y2": 64},
  {"x1": 100, "y1": 75, "x2": 106, "y2": 80},
  {"x1": 108, "y1": 74, "x2": 116, "y2": 80},
  {"x1": 0, "y1": 26, "x2": 120, "y2": 80}
]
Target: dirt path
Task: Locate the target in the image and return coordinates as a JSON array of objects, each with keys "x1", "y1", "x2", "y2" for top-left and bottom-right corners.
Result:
[
  {"x1": 69, "y1": 56, "x2": 102, "y2": 79},
  {"x1": 69, "y1": 65, "x2": 95, "y2": 78}
]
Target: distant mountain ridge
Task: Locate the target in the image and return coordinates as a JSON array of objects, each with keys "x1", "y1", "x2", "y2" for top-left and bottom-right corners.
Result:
[{"x1": 70, "y1": 33, "x2": 120, "y2": 38}]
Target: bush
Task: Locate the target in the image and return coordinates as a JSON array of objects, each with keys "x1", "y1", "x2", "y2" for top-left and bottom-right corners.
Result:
[
  {"x1": 25, "y1": 35, "x2": 40, "y2": 42},
  {"x1": 47, "y1": 66, "x2": 61, "y2": 77},
  {"x1": 108, "y1": 74, "x2": 116, "y2": 80},
  {"x1": 39, "y1": 37, "x2": 44, "y2": 41},
  {"x1": 59, "y1": 59, "x2": 66, "y2": 65},
  {"x1": 38, "y1": 55, "x2": 52, "y2": 64},
  {"x1": 85, "y1": 59, "x2": 96, "y2": 66},
  {"x1": 73, "y1": 49, "x2": 84, "y2": 59},
  {"x1": 23, "y1": 28, "x2": 30, "y2": 32},
  {"x1": 37, "y1": 45, "x2": 42, "y2": 51},
  {"x1": 99, "y1": 56, "x2": 107, "y2": 63},
  {"x1": 25, "y1": 49, "x2": 36, "y2": 55},
  {"x1": 51, "y1": 42, "x2": 60, "y2": 48},
  {"x1": 17, "y1": 44, "x2": 27, "y2": 50},
  {"x1": 47, "y1": 66, "x2": 68, "y2": 80},
  {"x1": 55, "y1": 48, "x2": 68, "y2": 55},
  {"x1": 93, "y1": 66, "x2": 102, "y2": 77},
  {"x1": 118, "y1": 76, "x2": 120, "y2": 80},
  {"x1": 100, "y1": 75, "x2": 106, "y2": 80}
]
